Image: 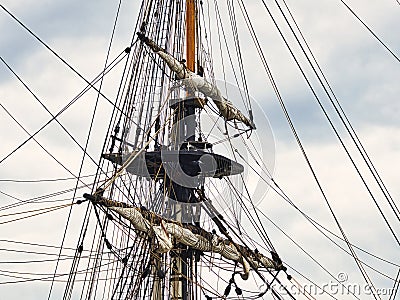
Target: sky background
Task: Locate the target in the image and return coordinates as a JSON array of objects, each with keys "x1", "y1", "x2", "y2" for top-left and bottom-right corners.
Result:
[{"x1": 0, "y1": 0, "x2": 399, "y2": 299}]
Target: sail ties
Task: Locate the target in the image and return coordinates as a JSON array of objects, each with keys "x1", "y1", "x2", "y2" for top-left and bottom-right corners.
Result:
[
  {"x1": 85, "y1": 193, "x2": 281, "y2": 280},
  {"x1": 137, "y1": 33, "x2": 255, "y2": 129}
]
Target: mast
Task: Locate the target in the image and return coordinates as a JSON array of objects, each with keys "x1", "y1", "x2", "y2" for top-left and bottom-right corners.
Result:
[
  {"x1": 101, "y1": 1, "x2": 270, "y2": 298},
  {"x1": 171, "y1": 2, "x2": 197, "y2": 300},
  {"x1": 186, "y1": 0, "x2": 196, "y2": 73}
]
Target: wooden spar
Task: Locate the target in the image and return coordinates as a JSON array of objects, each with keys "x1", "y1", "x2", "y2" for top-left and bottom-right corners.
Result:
[{"x1": 186, "y1": 0, "x2": 196, "y2": 72}]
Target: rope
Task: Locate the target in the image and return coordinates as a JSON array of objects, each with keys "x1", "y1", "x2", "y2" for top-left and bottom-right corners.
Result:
[
  {"x1": 339, "y1": 0, "x2": 400, "y2": 63},
  {"x1": 0, "y1": 203, "x2": 74, "y2": 225}
]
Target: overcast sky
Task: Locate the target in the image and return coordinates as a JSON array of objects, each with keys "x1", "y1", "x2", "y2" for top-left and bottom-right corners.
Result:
[{"x1": 0, "y1": 0, "x2": 400, "y2": 299}]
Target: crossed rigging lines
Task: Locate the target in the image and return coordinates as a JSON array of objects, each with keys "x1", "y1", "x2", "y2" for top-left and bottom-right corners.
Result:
[
  {"x1": 1, "y1": 0, "x2": 400, "y2": 299},
  {"x1": 241, "y1": 0, "x2": 399, "y2": 298}
]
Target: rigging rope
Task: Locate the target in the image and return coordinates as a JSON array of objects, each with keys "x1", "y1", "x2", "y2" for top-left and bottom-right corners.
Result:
[
  {"x1": 4, "y1": 0, "x2": 397, "y2": 298},
  {"x1": 0, "y1": 203, "x2": 73, "y2": 225},
  {"x1": 390, "y1": 268, "x2": 400, "y2": 300},
  {"x1": 0, "y1": 4, "x2": 139, "y2": 119},
  {"x1": 213, "y1": 0, "x2": 252, "y2": 119},
  {"x1": 271, "y1": 0, "x2": 400, "y2": 245},
  {"x1": 338, "y1": 0, "x2": 400, "y2": 64},
  {"x1": 0, "y1": 51, "x2": 129, "y2": 168},
  {"x1": 278, "y1": 0, "x2": 400, "y2": 224},
  {"x1": 54, "y1": 2, "x2": 128, "y2": 298},
  {"x1": 0, "y1": 101, "x2": 91, "y2": 190},
  {"x1": 226, "y1": 0, "x2": 253, "y2": 118},
  {"x1": 0, "y1": 173, "x2": 98, "y2": 183},
  {"x1": 237, "y1": 147, "x2": 400, "y2": 270},
  {"x1": 258, "y1": 0, "x2": 396, "y2": 297}
]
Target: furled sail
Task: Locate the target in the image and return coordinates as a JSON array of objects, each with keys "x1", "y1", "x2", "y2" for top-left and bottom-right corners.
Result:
[
  {"x1": 86, "y1": 194, "x2": 280, "y2": 280},
  {"x1": 137, "y1": 33, "x2": 256, "y2": 129}
]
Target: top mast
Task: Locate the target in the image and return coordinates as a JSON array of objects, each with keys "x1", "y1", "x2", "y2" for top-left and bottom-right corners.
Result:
[{"x1": 186, "y1": 0, "x2": 196, "y2": 72}]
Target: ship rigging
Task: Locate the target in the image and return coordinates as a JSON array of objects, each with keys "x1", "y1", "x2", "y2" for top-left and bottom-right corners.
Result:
[{"x1": 0, "y1": 0, "x2": 399, "y2": 299}]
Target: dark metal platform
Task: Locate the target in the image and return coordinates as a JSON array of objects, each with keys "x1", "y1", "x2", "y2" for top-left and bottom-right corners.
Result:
[{"x1": 103, "y1": 149, "x2": 244, "y2": 180}]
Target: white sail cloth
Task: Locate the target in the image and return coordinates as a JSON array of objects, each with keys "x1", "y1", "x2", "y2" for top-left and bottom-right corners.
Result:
[
  {"x1": 145, "y1": 39, "x2": 255, "y2": 129},
  {"x1": 110, "y1": 206, "x2": 275, "y2": 279}
]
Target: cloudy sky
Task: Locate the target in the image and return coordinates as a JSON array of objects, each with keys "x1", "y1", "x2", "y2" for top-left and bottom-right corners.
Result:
[{"x1": 0, "y1": 0, "x2": 399, "y2": 299}]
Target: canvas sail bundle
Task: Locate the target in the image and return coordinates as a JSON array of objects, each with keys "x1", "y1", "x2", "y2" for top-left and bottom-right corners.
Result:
[
  {"x1": 90, "y1": 195, "x2": 279, "y2": 280},
  {"x1": 137, "y1": 33, "x2": 255, "y2": 129}
]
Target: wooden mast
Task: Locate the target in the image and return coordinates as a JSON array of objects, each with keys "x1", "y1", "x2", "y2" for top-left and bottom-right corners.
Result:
[
  {"x1": 184, "y1": 3, "x2": 196, "y2": 299},
  {"x1": 171, "y1": 4, "x2": 197, "y2": 300},
  {"x1": 186, "y1": 0, "x2": 196, "y2": 72}
]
